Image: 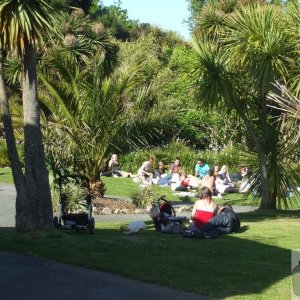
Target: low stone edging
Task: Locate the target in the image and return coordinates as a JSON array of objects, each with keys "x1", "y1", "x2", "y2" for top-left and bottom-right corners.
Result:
[{"x1": 95, "y1": 204, "x2": 193, "y2": 215}]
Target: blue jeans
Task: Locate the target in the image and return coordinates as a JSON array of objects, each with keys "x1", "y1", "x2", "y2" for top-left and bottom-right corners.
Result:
[{"x1": 158, "y1": 174, "x2": 172, "y2": 186}]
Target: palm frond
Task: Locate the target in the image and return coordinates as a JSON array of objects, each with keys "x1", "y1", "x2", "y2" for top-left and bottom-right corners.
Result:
[
  {"x1": 0, "y1": 0, "x2": 59, "y2": 53},
  {"x1": 191, "y1": 35, "x2": 234, "y2": 109},
  {"x1": 225, "y1": 4, "x2": 294, "y2": 93}
]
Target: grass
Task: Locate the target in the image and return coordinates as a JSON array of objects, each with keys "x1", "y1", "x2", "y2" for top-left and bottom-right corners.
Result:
[
  {"x1": 1, "y1": 167, "x2": 300, "y2": 298},
  {"x1": 101, "y1": 176, "x2": 260, "y2": 206},
  {"x1": 3, "y1": 167, "x2": 300, "y2": 208},
  {"x1": 0, "y1": 167, "x2": 282, "y2": 207},
  {"x1": 0, "y1": 167, "x2": 13, "y2": 183},
  {"x1": 0, "y1": 209, "x2": 299, "y2": 299}
]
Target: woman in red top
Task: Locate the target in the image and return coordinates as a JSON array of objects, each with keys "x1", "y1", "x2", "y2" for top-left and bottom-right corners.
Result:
[{"x1": 190, "y1": 186, "x2": 217, "y2": 229}]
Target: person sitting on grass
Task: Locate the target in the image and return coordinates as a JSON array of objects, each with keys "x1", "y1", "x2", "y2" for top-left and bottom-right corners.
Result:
[
  {"x1": 152, "y1": 161, "x2": 167, "y2": 184},
  {"x1": 200, "y1": 169, "x2": 216, "y2": 195},
  {"x1": 216, "y1": 165, "x2": 236, "y2": 197},
  {"x1": 157, "y1": 157, "x2": 182, "y2": 186},
  {"x1": 194, "y1": 159, "x2": 210, "y2": 179},
  {"x1": 100, "y1": 154, "x2": 122, "y2": 177},
  {"x1": 188, "y1": 186, "x2": 218, "y2": 230},
  {"x1": 135, "y1": 156, "x2": 154, "y2": 185},
  {"x1": 101, "y1": 154, "x2": 133, "y2": 178}
]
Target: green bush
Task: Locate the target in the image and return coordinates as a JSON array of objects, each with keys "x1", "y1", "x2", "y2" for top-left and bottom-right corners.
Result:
[
  {"x1": 0, "y1": 140, "x2": 25, "y2": 167},
  {"x1": 120, "y1": 140, "x2": 254, "y2": 175},
  {"x1": 51, "y1": 188, "x2": 61, "y2": 214},
  {"x1": 0, "y1": 140, "x2": 9, "y2": 167},
  {"x1": 52, "y1": 181, "x2": 88, "y2": 214},
  {"x1": 131, "y1": 186, "x2": 158, "y2": 209}
]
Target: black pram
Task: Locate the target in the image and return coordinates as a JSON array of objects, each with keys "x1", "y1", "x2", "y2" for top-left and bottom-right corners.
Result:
[
  {"x1": 150, "y1": 195, "x2": 187, "y2": 233},
  {"x1": 53, "y1": 174, "x2": 95, "y2": 234}
]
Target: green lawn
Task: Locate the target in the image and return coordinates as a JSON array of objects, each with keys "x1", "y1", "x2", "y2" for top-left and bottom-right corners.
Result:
[
  {"x1": 1, "y1": 167, "x2": 300, "y2": 299},
  {"x1": 101, "y1": 176, "x2": 260, "y2": 206},
  {"x1": 0, "y1": 167, "x2": 13, "y2": 183},
  {"x1": 3, "y1": 168, "x2": 299, "y2": 208},
  {"x1": 0, "y1": 167, "x2": 286, "y2": 207},
  {"x1": 0, "y1": 209, "x2": 299, "y2": 299}
]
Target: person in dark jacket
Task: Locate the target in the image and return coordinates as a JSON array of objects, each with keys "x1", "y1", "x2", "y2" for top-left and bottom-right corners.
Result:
[
  {"x1": 199, "y1": 205, "x2": 240, "y2": 238},
  {"x1": 183, "y1": 204, "x2": 240, "y2": 239}
]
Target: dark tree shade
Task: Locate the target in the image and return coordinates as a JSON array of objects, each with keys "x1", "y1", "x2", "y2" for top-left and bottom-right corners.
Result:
[{"x1": 69, "y1": 0, "x2": 94, "y2": 13}]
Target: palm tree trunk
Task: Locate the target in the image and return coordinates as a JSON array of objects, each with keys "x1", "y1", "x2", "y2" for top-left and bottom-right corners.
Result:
[
  {"x1": 22, "y1": 41, "x2": 53, "y2": 231},
  {"x1": 0, "y1": 51, "x2": 29, "y2": 229}
]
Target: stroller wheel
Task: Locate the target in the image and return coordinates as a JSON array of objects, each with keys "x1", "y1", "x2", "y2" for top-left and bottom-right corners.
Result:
[
  {"x1": 53, "y1": 216, "x2": 59, "y2": 229},
  {"x1": 88, "y1": 217, "x2": 95, "y2": 234}
]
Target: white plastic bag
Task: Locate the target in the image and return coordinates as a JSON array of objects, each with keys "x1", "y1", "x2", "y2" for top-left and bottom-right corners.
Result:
[{"x1": 120, "y1": 220, "x2": 146, "y2": 235}]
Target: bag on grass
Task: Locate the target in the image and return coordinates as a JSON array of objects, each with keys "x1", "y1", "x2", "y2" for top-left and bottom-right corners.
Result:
[{"x1": 120, "y1": 220, "x2": 146, "y2": 235}]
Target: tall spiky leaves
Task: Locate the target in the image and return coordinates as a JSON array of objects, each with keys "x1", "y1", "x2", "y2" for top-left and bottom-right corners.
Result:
[{"x1": 191, "y1": 2, "x2": 300, "y2": 209}]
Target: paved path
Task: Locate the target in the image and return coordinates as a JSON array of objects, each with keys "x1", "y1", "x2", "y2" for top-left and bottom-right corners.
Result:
[
  {"x1": 0, "y1": 252, "x2": 209, "y2": 300},
  {"x1": 0, "y1": 183, "x2": 16, "y2": 227}
]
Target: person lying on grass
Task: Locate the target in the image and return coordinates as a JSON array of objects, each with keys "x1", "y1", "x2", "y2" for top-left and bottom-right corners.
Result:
[{"x1": 184, "y1": 204, "x2": 240, "y2": 239}]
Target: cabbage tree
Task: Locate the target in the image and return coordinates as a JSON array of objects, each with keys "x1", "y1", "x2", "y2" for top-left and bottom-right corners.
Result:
[{"x1": 191, "y1": 3, "x2": 300, "y2": 209}]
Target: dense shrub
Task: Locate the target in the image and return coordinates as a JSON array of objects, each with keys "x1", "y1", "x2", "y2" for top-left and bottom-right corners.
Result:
[
  {"x1": 120, "y1": 140, "x2": 255, "y2": 174},
  {"x1": 0, "y1": 141, "x2": 9, "y2": 166},
  {"x1": 131, "y1": 186, "x2": 158, "y2": 209},
  {"x1": 51, "y1": 181, "x2": 88, "y2": 214},
  {"x1": 0, "y1": 140, "x2": 25, "y2": 167}
]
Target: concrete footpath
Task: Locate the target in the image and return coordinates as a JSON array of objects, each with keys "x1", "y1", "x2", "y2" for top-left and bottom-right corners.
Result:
[{"x1": 0, "y1": 183, "x2": 255, "y2": 300}]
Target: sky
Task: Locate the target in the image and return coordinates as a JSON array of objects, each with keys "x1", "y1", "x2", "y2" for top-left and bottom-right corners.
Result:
[{"x1": 101, "y1": 0, "x2": 191, "y2": 40}]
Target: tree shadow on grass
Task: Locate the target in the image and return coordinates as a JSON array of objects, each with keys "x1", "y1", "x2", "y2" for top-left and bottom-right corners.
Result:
[
  {"x1": 86, "y1": 227, "x2": 294, "y2": 298},
  {"x1": 0, "y1": 170, "x2": 11, "y2": 176},
  {"x1": 0, "y1": 227, "x2": 14, "y2": 231},
  {"x1": 0, "y1": 219, "x2": 295, "y2": 299},
  {"x1": 238, "y1": 209, "x2": 300, "y2": 222},
  {"x1": 172, "y1": 196, "x2": 194, "y2": 203}
]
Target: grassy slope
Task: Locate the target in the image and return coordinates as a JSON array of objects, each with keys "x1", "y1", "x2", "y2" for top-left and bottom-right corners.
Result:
[{"x1": 0, "y1": 210, "x2": 299, "y2": 299}]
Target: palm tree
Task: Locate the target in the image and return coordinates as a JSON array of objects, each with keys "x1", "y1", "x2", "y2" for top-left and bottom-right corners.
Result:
[
  {"x1": 39, "y1": 47, "x2": 156, "y2": 180},
  {"x1": 0, "y1": 0, "x2": 59, "y2": 231},
  {"x1": 191, "y1": 3, "x2": 299, "y2": 209}
]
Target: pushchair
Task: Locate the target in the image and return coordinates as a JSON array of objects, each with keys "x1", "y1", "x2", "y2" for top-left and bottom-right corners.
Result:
[
  {"x1": 149, "y1": 195, "x2": 187, "y2": 233},
  {"x1": 53, "y1": 174, "x2": 95, "y2": 234}
]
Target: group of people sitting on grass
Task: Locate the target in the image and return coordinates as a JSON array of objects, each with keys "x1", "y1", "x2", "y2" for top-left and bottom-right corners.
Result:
[
  {"x1": 100, "y1": 154, "x2": 252, "y2": 198},
  {"x1": 149, "y1": 185, "x2": 241, "y2": 238},
  {"x1": 101, "y1": 154, "x2": 242, "y2": 238},
  {"x1": 132, "y1": 156, "x2": 252, "y2": 198}
]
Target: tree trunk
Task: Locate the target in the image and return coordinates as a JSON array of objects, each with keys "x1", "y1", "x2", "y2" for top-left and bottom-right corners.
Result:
[
  {"x1": 0, "y1": 52, "x2": 29, "y2": 229},
  {"x1": 21, "y1": 41, "x2": 53, "y2": 231},
  {"x1": 258, "y1": 95, "x2": 275, "y2": 209},
  {"x1": 257, "y1": 148, "x2": 270, "y2": 209},
  {"x1": 232, "y1": 96, "x2": 274, "y2": 209}
]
